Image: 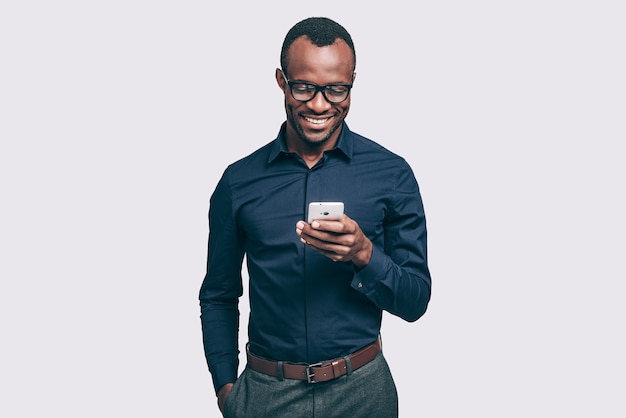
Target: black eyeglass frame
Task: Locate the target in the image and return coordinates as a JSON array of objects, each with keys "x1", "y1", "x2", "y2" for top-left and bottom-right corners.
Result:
[{"x1": 281, "y1": 71, "x2": 353, "y2": 104}]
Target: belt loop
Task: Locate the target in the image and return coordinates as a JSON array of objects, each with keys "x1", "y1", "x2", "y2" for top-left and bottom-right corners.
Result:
[
  {"x1": 276, "y1": 361, "x2": 284, "y2": 381},
  {"x1": 343, "y1": 355, "x2": 353, "y2": 376}
]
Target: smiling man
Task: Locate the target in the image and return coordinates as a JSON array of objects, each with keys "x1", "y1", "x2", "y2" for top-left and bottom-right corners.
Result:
[
  {"x1": 199, "y1": 17, "x2": 432, "y2": 417},
  {"x1": 278, "y1": 33, "x2": 354, "y2": 163}
]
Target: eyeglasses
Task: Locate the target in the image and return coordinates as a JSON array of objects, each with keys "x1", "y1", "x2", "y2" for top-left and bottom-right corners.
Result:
[{"x1": 282, "y1": 72, "x2": 353, "y2": 104}]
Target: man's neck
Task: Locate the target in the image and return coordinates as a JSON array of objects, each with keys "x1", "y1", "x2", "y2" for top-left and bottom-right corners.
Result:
[{"x1": 284, "y1": 126, "x2": 341, "y2": 169}]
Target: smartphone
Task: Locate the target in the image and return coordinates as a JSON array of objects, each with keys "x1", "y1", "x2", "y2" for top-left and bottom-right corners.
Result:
[{"x1": 307, "y1": 202, "x2": 344, "y2": 223}]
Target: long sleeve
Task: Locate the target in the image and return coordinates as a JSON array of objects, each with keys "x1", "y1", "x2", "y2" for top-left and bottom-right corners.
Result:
[
  {"x1": 198, "y1": 124, "x2": 432, "y2": 384},
  {"x1": 351, "y1": 161, "x2": 431, "y2": 322},
  {"x1": 199, "y1": 171, "x2": 245, "y2": 393}
]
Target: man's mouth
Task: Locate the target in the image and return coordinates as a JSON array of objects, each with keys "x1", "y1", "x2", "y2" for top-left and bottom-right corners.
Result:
[{"x1": 303, "y1": 116, "x2": 330, "y2": 125}]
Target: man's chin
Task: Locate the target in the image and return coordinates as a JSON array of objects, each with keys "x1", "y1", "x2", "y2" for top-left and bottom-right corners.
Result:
[
  {"x1": 300, "y1": 132, "x2": 331, "y2": 147},
  {"x1": 299, "y1": 123, "x2": 342, "y2": 147}
]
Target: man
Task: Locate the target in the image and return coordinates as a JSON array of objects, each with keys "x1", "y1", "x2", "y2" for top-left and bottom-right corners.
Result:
[{"x1": 199, "y1": 17, "x2": 431, "y2": 417}]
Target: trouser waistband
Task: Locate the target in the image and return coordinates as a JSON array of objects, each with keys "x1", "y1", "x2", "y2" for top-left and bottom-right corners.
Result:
[{"x1": 246, "y1": 338, "x2": 382, "y2": 384}]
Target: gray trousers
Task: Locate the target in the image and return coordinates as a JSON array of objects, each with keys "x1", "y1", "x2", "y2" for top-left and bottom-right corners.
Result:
[{"x1": 223, "y1": 352, "x2": 398, "y2": 418}]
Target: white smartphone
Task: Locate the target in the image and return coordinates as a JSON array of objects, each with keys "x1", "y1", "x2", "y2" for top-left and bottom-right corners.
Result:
[{"x1": 307, "y1": 201, "x2": 344, "y2": 223}]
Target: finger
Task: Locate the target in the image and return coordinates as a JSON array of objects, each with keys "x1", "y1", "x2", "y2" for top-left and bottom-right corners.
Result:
[
  {"x1": 310, "y1": 216, "x2": 348, "y2": 233},
  {"x1": 303, "y1": 233, "x2": 350, "y2": 255}
]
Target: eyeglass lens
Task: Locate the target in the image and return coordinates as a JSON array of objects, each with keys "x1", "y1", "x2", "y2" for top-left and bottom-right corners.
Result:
[{"x1": 290, "y1": 82, "x2": 350, "y2": 103}]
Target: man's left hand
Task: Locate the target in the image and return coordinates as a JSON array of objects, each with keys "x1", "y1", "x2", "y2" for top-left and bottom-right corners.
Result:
[{"x1": 295, "y1": 214, "x2": 372, "y2": 269}]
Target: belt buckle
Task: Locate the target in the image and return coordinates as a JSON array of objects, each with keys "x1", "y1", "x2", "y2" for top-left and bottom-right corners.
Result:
[{"x1": 305, "y1": 362, "x2": 323, "y2": 384}]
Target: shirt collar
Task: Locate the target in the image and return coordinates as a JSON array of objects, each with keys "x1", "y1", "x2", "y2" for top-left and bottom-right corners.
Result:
[{"x1": 268, "y1": 122, "x2": 354, "y2": 163}]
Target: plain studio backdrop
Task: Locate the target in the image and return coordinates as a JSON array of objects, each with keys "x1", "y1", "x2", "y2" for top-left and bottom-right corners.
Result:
[{"x1": 1, "y1": 1, "x2": 624, "y2": 417}]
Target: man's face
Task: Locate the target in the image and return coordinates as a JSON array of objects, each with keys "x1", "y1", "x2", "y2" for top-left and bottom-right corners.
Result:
[{"x1": 277, "y1": 36, "x2": 355, "y2": 149}]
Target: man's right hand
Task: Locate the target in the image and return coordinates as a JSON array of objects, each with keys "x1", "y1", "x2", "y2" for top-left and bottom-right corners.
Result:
[{"x1": 217, "y1": 383, "x2": 234, "y2": 416}]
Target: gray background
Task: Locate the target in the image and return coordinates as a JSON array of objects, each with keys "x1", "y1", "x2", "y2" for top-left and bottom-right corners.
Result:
[{"x1": 1, "y1": 1, "x2": 624, "y2": 417}]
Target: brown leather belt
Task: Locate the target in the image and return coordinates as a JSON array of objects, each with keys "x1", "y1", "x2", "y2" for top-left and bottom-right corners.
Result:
[{"x1": 246, "y1": 338, "x2": 381, "y2": 384}]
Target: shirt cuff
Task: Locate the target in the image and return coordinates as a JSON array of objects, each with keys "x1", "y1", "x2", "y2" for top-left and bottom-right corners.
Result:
[
  {"x1": 210, "y1": 361, "x2": 238, "y2": 394},
  {"x1": 351, "y1": 245, "x2": 388, "y2": 294}
]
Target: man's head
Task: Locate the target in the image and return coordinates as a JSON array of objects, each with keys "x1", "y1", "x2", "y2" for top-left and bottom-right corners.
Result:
[
  {"x1": 280, "y1": 17, "x2": 356, "y2": 76},
  {"x1": 277, "y1": 17, "x2": 357, "y2": 151}
]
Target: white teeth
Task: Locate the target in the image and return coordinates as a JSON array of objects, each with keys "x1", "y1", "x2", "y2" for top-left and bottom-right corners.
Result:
[{"x1": 304, "y1": 116, "x2": 328, "y2": 125}]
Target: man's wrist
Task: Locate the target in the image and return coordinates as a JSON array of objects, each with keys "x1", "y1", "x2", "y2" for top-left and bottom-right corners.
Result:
[
  {"x1": 353, "y1": 240, "x2": 373, "y2": 270},
  {"x1": 216, "y1": 383, "x2": 234, "y2": 413}
]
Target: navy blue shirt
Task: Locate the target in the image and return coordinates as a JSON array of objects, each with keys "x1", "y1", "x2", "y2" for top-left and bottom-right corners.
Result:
[{"x1": 200, "y1": 122, "x2": 431, "y2": 392}]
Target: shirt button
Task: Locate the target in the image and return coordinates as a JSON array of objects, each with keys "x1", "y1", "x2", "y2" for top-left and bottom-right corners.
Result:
[{"x1": 358, "y1": 282, "x2": 363, "y2": 288}]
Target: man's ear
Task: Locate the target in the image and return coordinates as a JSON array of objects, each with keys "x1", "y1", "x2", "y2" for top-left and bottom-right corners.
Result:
[
  {"x1": 352, "y1": 72, "x2": 357, "y2": 83},
  {"x1": 276, "y1": 68, "x2": 286, "y2": 89}
]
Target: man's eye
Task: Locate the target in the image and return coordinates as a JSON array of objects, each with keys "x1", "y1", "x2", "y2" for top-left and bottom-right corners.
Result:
[
  {"x1": 327, "y1": 86, "x2": 348, "y2": 95},
  {"x1": 292, "y1": 84, "x2": 314, "y2": 93}
]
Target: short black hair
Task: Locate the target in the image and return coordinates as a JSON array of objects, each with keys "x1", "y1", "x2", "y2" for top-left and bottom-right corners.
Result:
[{"x1": 280, "y1": 17, "x2": 356, "y2": 76}]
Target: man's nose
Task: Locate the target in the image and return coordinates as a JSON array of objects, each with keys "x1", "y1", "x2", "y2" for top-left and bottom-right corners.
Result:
[{"x1": 306, "y1": 90, "x2": 332, "y2": 112}]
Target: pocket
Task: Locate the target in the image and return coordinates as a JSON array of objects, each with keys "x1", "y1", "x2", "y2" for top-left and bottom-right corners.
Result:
[{"x1": 222, "y1": 369, "x2": 246, "y2": 417}]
